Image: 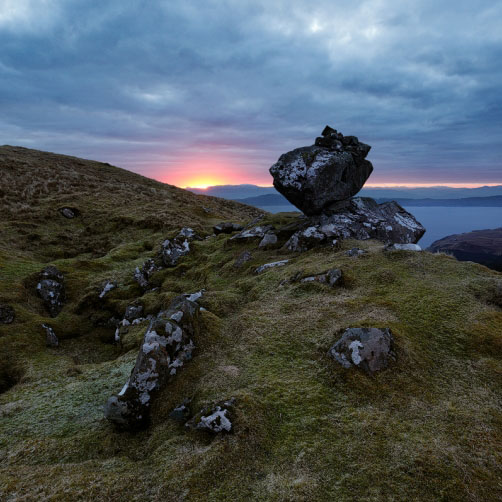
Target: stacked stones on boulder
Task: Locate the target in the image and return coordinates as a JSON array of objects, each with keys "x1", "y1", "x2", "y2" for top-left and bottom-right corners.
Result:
[
  {"x1": 270, "y1": 126, "x2": 373, "y2": 216},
  {"x1": 104, "y1": 295, "x2": 200, "y2": 429},
  {"x1": 186, "y1": 398, "x2": 235, "y2": 433},
  {"x1": 269, "y1": 126, "x2": 425, "y2": 251},
  {"x1": 36, "y1": 266, "x2": 65, "y2": 317},
  {"x1": 213, "y1": 222, "x2": 244, "y2": 235},
  {"x1": 328, "y1": 327, "x2": 395, "y2": 375},
  {"x1": 0, "y1": 305, "x2": 15, "y2": 324}
]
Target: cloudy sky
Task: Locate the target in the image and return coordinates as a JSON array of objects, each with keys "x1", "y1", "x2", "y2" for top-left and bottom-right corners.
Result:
[{"x1": 1, "y1": 0, "x2": 501, "y2": 187}]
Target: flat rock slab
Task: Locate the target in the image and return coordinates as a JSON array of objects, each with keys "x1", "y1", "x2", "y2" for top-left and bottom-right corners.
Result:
[
  {"x1": 255, "y1": 260, "x2": 289, "y2": 274},
  {"x1": 270, "y1": 126, "x2": 373, "y2": 215},
  {"x1": 329, "y1": 327, "x2": 395, "y2": 375}
]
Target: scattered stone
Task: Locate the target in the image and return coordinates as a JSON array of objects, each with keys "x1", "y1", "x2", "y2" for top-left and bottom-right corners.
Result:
[
  {"x1": 124, "y1": 304, "x2": 143, "y2": 322},
  {"x1": 345, "y1": 248, "x2": 366, "y2": 257},
  {"x1": 177, "y1": 227, "x2": 201, "y2": 240},
  {"x1": 328, "y1": 327, "x2": 395, "y2": 375},
  {"x1": 285, "y1": 226, "x2": 326, "y2": 252},
  {"x1": 270, "y1": 126, "x2": 373, "y2": 215},
  {"x1": 114, "y1": 318, "x2": 131, "y2": 343},
  {"x1": 202, "y1": 206, "x2": 211, "y2": 214},
  {"x1": 99, "y1": 280, "x2": 117, "y2": 299},
  {"x1": 186, "y1": 398, "x2": 235, "y2": 433},
  {"x1": 104, "y1": 296, "x2": 200, "y2": 429},
  {"x1": 230, "y1": 225, "x2": 274, "y2": 241},
  {"x1": 183, "y1": 290, "x2": 204, "y2": 303},
  {"x1": 233, "y1": 250, "x2": 252, "y2": 268},
  {"x1": 59, "y1": 207, "x2": 79, "y2": 219},
  {"x1": 213, "y1": 222, "x2": 244, "y2": 235},
  {"x1": 0, "y1": 305, "x2": 15, "y2": 324},
  {"x1": 42, "y1": 323, "x2": 59, "y2": 348},
  {"x1": 298, "y1": 268, "x2": 343, "y2": 287},
  {"x1": 160, "y1": 237, "x2": 190, "y2": 267},
  {"x1": 386, "y1": 243, "x2": 422, "y2": 252},
  {"x1": 134, "y1": 258, "x2": 160, "y2": 290},
  {"x1": 169, "y1": 399, "x2": 192, "y2": 423},
  {"x1": 259, "y1": 232, "x2": 278, "y2": 248},
  {"x1": 255, "y1": 260, "x2": 289, "y2": 274},
  {"x1": 37, "y1": 266, "x2": 65, "y2": 317}
]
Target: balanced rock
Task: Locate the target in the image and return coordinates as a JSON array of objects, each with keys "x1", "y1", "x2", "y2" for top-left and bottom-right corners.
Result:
[
  {"x1": 37, "y1": 266, "x2": 65, "y2": 317},
  {"x1": 104, "y1": 296, "x2": 200, "y2": 429},
  {"x1": 328, "y1": 327, "x2": 395, "y2": 375},
  {"x1": 270, "y1": 126, "x2": 373, "y2": 215}
]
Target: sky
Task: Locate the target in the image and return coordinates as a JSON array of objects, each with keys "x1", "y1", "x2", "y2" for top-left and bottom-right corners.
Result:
[{"x1": 1, "y1": 0, "x2": 501, "y2": 188}]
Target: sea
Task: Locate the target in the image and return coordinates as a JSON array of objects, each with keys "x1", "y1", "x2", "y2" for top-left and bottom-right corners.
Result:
[{"x1": 262, "y1": 205, "x2": 502, "y2": 248}]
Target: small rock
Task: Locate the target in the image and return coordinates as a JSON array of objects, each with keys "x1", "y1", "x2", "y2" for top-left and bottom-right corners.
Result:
[
  {"x1": 255, "y1": 260, "x2": 289, "y2": 274},
  {"x1": 345, "y1": 248, "x2": 366, "y2": 257},
  {"x1": 213, "y1": 222, "x2": 244, "y2": 235},
  {"x1": 99, "y1": 280, "x2": 117, "y2": 299},
  {"x1": 37, "y1": 266, "x2": 65, "y2": 317},
  {"x1": 160, "y1": 237, "x2": 190, "y2": 267},
  {"x1": 177, "y1": 227, "x2": 201, "y2": 240},
  {"x1": 134, "y1": 258, "x2": 160, "y2": 290},
  {"x1": 42, "y1": 323, "x2": 59, "y2": 347},
  {"x1": 169, "y1": 399, "x2": 192, "y2": 423},
  {"x1": 0, "y1": 305, "x2": 15, "y2": 324},
  {"x1": 285, "y1": 226, "x2": 326, "y2": 252},
  {"x1": 230, "y1": 225, "x2": 274, "y2": 241},
  {"x1": 59, "y1": 207, "x2": 79, "y2": 219},
  {"x1": 234, "y1": 250, "x2": 252, "y2": 268},
  {"x1": 259, "y1": 232, "x2": 278, "y2": 248},
  {"x1": 298, "y1": 268, "x2": 343, "y2": 287},
  {"x1": 183, "y1": 290, "x2": 204, "y2": 303},
  {"x1": 328, "y1": 327, "x2": 395, "y2": 374},
  {"x1": 124, "y1": 304, "x2": 143, "y2": 322},
  {"x1": 386, "y1": 243, "x2": 422, "y2": 252},
  {"x1": 186, "y1": 398, "x2": 235, "y2": 433}
]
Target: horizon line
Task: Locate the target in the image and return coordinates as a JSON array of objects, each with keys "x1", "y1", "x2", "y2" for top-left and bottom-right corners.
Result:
[{"x1": 182, "y1": 183, "x2": 502, "y2": 189}]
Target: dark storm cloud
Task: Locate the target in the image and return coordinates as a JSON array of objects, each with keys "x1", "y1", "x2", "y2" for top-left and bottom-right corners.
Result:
[{"x1": 1, "y1": 0, "x2": 501, "y2": 184}]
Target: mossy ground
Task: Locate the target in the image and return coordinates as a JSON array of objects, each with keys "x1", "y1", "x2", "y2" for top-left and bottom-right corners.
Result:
[{"x1": 1, "y1": 147, "x2": 501, "y2": 501}]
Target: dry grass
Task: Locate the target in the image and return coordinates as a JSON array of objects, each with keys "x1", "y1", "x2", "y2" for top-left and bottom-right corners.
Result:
[{"x1": 0, "y1": 147, "x2": 501, "y2": 501}]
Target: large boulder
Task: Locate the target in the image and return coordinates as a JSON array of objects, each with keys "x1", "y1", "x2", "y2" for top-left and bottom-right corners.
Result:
[
  {"x1": 285, "y1": 197, "x2": 425, "y2": 251},
  {"x1": 270, "y1": 126, "x2": 373, "y2": 215},
  {"x1": 428, "y1": 227, "x2": 502, "y2": 272},
  {"x1": 36, "y1": 266, "x2": 65, "y2": 317},
  {"x1": 328, "y1": 327, "x2": 395, "y2": 374},
  {"x1": 104, "y1": 296, "x2": 200, "y2": 429}
]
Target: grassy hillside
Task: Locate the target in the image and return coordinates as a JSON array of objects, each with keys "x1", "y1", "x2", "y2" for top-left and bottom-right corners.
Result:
[{"x1": 0, "y1": 146, "x2": 501, "y2": 501}]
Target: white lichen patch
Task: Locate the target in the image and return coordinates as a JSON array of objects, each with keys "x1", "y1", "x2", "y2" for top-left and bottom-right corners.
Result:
[{"x1": 349, "y1": 340, "x2": 364, "y2": 365}]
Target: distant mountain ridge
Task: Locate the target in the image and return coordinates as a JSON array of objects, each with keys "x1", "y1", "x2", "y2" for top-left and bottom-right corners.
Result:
[
  {"x1": 187, "y1": 184, "x2": 502, "y2": 202},
  {"x1": 234, "y1": 193, "x2": 502, "y2": 208}
]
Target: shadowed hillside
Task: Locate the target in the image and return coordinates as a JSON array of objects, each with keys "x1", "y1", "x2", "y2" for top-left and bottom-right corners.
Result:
[{"x1": 0, "y1": 147, "x2": 501, "y2": 502}]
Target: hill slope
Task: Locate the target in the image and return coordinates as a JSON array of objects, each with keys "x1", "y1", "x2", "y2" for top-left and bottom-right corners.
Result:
[{"x1": 0, "y1": 147, "x2": 501, "y2": 502}]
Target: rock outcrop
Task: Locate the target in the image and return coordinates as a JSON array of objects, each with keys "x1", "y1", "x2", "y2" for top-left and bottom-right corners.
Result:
[
  {"x1": 428, "y1": 227, "x2": 502, "y2": 271},
  {"x1": 37, "y1": 266, "x2": 65, "y2": 317},
  {"x1": 285, "y1": 198, "x2": 425, "y2": 252},
  {"x1": 328, "y1": 327, "x2": 395, "y2": 375},
  {"x1": 270, "y1": 126, "x2": 373, "y2": 215},
  {"x1": 104, "y1": 295, "x2": 200, "y2": 429}
]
